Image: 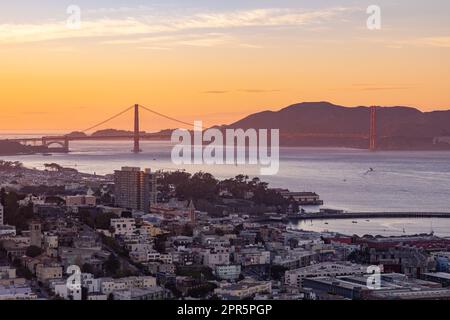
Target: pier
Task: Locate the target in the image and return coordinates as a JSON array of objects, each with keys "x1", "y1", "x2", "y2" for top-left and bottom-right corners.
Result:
[{"x1": 287, "y1": 211, "x2": 450, "y2": 221}]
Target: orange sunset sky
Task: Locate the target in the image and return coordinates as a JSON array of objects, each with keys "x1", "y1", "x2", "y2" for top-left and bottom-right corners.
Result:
[{"x1": 1, "y1": 1, "x2": 449, "y2": 132}]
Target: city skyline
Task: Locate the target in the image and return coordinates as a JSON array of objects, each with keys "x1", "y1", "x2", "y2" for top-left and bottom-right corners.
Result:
[{"x1": 1, "y1": 0, "x2": 450, "y2": 131}]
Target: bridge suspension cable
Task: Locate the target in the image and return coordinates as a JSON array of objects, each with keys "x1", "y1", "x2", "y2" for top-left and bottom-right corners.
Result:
[
  {"x1": 139, "y1": 104, "x2": 194, "y2": 127},
  {"x1": 81, "y1": 105, "x2": 135, "y2": 133},
  {"x1": 80, "y1": 103, "x2": 208, "y2": 134}
]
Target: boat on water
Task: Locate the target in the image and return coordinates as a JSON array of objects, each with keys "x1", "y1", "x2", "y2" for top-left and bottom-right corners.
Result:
[{"x1": 352, "y1": 221, "x2": 358, "y2": 224}]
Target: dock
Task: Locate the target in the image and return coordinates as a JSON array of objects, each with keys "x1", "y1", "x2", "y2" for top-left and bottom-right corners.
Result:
[{"x1": 287, "y1": 212, "x2": 450, "y2": 221}]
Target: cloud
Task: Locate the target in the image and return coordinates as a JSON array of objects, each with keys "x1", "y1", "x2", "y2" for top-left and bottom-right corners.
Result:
[
  {"x1": 22, "y1": 111, "x2": 49, "y2": 115},
  {"x1": 375, "y1": 36, "x2": 450, "y2": 49},
  {"x1": 410, "y1": 36, "x2": 450, "y2": 48},
  {"x1": 238, "y1": 89, "x2": 281, "y2": 93},
  {"x1": 350, "y1": 83, "x2": 413, "y2": 91},
  {"x1": 0, "y1": 18, "x2": 169, "y2": 44},
  {"x1": 203, "y1": 89, "x2": 281, "y2": 94},
  {"x1": 203, "y1": 90, "x2": 230, "y2": 94},
  {"x1": 359, "y1": 87, "x2": 411, "y2": 91},
  {"x1": 103, "y1": 32, "x2": 260, "y2": 50},
  {"x1": 0, "y1": 7, "x2": 356, "y2": 45}
]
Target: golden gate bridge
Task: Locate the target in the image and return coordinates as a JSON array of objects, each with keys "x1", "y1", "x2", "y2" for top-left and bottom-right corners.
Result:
[{"x1": 8, "y1": 105, "x2": 379, "y2": 153}]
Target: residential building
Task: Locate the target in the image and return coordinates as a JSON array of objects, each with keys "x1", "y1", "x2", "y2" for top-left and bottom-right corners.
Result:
[
  {"x1": 272, "y1": 249, "x2": 317, "y2": 269},
  {"x1": 277, "y1": 190, "x2": 323, "y2": 205},
  {"x1": 0, "y1": 225, "x2": 16, "y2": 237},
  {"x1": 285, "y1": 262, "x2": 367, "y2": 288},
  {"x1": 36, "y1": 263, "x2": 63, "y2": 283},
  {"x1": 215, "y1": 264, "x2": 242, "y2": 281},
  {"x1": 422, "y1": 272, "x2": 450, "y2": 287},
  {"x1": 215, "y1": 278, "x2": 272, "y2": 299},
  {"x1": 0, "y1": 203, "x2": 3, "y2": 225},
  {"x1": 0, "y1": 266, "x2": 26, "y2": 287},
  {"x1": 202, "y1": 248, "x2": 230, "y2": 268},
  {"x1": 235, "y1": 247, "x2": 271, "y2": 266},
  {"x1": 100, "y1": 276, "x2": 157, "y2": 295},
  {"x1": 433, "y1": 252, "x2": 450, "y2": 272},
  {"x1": 111, "y1": 218, "x2": 136, "y2": 236},
  {"x1": 0, "y1": 285, "x2": 37, "y2": 300},
  {"x1": 29, "y1": 220, "x2": 43, "y2": 248},
  {"x1": 113, "y1": 286, "x2": 169, "y2": 300},
  {"x1": 66, "y1": 195, "x2": 96, "y2": 207},
  {"x1": 114, "y1": 167, "x2": 157, "y2": 212}
]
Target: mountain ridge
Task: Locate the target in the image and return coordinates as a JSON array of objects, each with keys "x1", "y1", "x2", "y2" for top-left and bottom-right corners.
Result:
[{"x1": 225, "y1": 101, "x2": 450, "y2": 150}]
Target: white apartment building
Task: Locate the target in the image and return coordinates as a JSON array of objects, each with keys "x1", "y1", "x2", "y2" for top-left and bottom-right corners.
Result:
[
  {"x1": 236, "y1": 248, "x2": 271, "y2": 266},
  {"x1": 272, "y1": 249, "x2": 317, "y2": 269},
  {"x1": 215, "y1": 279, "x2": 272, "y2": 299},
  {"x1": 0, "y1": 285, "x2": 37, "y2": 300},
  {"x1": 76, "y1": 273, "x2": 102, "y2": 294},
  {"x1": 0, "y1": 225, "x2": 16, "y2": 237},
  {"x1": 100, "y1": 276, "x2": 157, "y2": 295},
  {"x1": 130, "y1": 250, "x2": 149, "y2": 263},
  {"x1": 146, "y1": 251, "x2": 173, "y2": 264},
  {"x1": 284, "y1": 262, "x2": 367, "y2": 288},
  {"x1": 215, "y1": 264, "x2": 241, "y2": 281},
  {"x1": 113, "y1": 286, "x2": 167, "y2": 300},
  {"x1": 202, "y1": 248, "x2": 230, "y2": 268},
  {"x1": 18, "y1": 195, "x2": 45, "y2": 207},
  {"x1": 43, "y1": 233, "x2": 59, "y2": 249},
  {"x1": 111, "y1": 218, "x2": 136, "y2": 236},
  {"x1": 54, "y1": 280, "x2": 82, "y2": 301}
]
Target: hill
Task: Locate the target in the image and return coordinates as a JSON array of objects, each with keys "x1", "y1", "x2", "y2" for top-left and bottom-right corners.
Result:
[{"x1": 226, "y1": 102, "x2": 450, "y2": 150}]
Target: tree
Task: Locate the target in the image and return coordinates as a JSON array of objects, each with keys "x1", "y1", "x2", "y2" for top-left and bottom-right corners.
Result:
[
  {"x1": 81, "y1": 263, "x2": 95, "y2": 274},
  {"x1": 215, "y1": 228, "x2": 225, "y2": 236},
  {"x1": 3, "y1": 191, "x2": 34, "y2": 232},
  {"x1": 44, "y1": 163, "x2": 63, "y2": 172},
  {"x1": 187, "y1": 282, "x2": 218, "y2": 299},
  {"x1": 80, "y1": 211, "x2": 116, "y2": 230},
  {"x1": 182, "y1": 224, "x2": 194, "y2": 237},
  {"x1": 0, "y1": 160, "x2": 23, "y2": 171},
  {"x1": 154, "y1": 234, "x2": 168, "y2": 254},
  {"x1": 26, "y1": 246, "x2": 43, "y2": 258},
  {"x1": 104, "y1": 254, "x2": 121, "y2": 276},
  {"x1": 270, "y1": 265, "x2": 288, "y2": 281},
  {"x1": 176, "y1": 172, "x2": 218, "y2": 201}
]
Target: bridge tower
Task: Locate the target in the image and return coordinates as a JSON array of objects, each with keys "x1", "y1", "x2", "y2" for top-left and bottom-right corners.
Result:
[
  {"x1": 369, "y1": 106, "x2": 377, "y2": 151},
  {"x1": 133, "y1": 104, "x2": 142, "y2": 153},
  {"x1": 63, "y1": 136, "x2": 69, "y2": 152}
]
